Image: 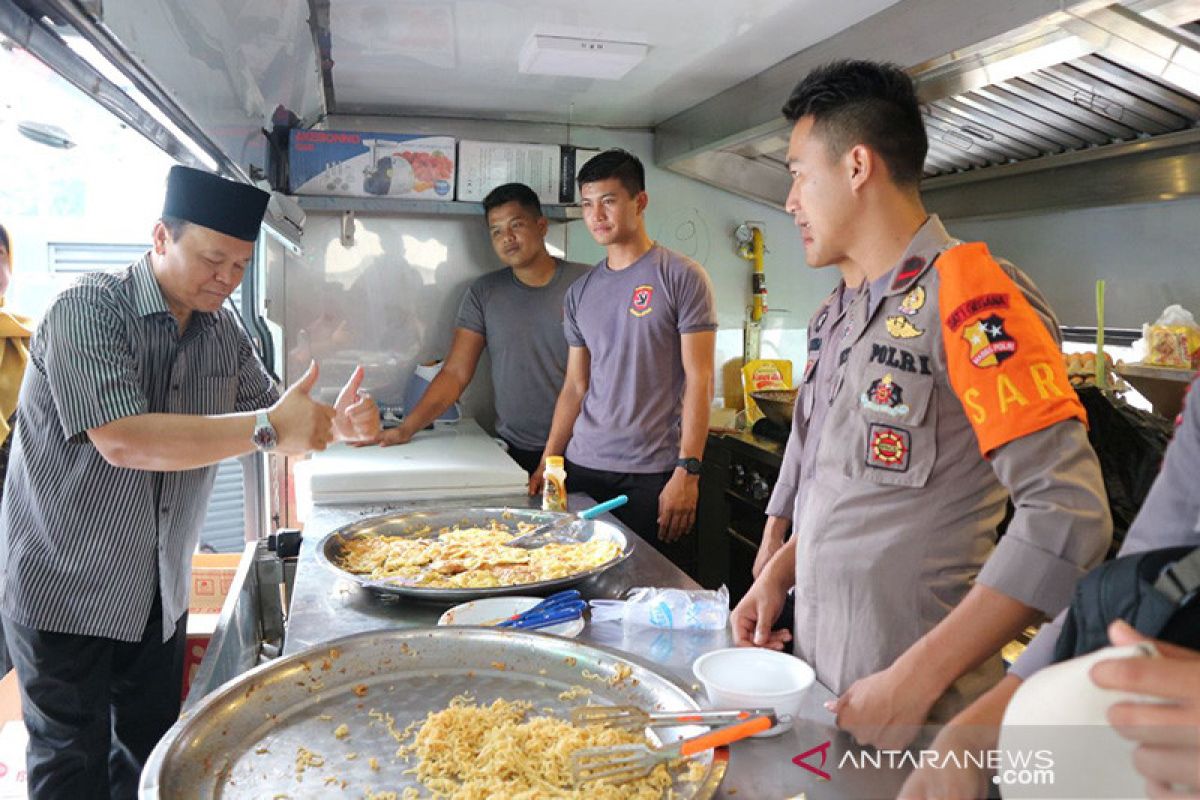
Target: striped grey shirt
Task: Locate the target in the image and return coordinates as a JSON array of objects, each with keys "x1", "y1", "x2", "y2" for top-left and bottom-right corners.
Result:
[{"x1": 0, "y1": 254, "x2": 278, "y2": 642}]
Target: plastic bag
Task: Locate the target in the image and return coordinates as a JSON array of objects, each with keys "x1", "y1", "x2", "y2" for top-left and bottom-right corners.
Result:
[
  {"x1": 1143, "y1": 304, "x2": 1200, "y2": 369},
  {"x1": 589, "y1": 586, "x2": 730, "y2": 630}
]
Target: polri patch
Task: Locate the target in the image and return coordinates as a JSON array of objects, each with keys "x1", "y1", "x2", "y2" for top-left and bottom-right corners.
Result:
[
  {"x1": 866, "y1": 424, "x2": 911, "y2": 472},
  {"x1": 860, "y1": 373, "x2": 910, "y2": 417},
  {"x1": 963, "y1": 313, "x2": 1017, "y2": 368}
]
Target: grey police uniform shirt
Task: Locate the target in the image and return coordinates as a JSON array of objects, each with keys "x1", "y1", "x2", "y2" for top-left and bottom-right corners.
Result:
[
  {"x1": 455, "y1": 259, "x2": 590, "y2": 451},
  {"x1": 766, "y1": 280, "x2": 865, "y2": 521},
  {"x1": 0, "y1": 254, "x2": 279, "y2": 643},
  {"x1": 563, "y1": 244, "x2": 718, "y2": 473},
  {"x1": 776, "y1": 216, "x2": 1111, "y2": 721},
  {"x1": 1012, "y1": 375, "x2": 1200, "y2": 678}
]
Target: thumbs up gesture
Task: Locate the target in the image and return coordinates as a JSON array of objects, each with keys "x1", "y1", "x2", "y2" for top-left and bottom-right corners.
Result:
[
  {"x1": 268, "y1": 361, "x2": 337, "y2": 455},
  {"x1": 333, "y1": 365, "x2": 381, "y2": 443}
]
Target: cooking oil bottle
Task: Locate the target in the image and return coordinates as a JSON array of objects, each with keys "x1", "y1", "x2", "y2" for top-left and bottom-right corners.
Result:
[{"x1": 541, "y1": 456, "x2": 567, "y2": 512}]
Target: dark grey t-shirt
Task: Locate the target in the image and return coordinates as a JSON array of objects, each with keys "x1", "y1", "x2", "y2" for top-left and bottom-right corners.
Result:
[
  {"x1": 563, "y1": 245, "x2": 718, "y2": 473},
  {"x1": 455, "y1": 259, "x2": 590, "y2": 451}
]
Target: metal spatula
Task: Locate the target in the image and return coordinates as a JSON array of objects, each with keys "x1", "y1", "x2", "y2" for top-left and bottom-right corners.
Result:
[
  {"x1": 571, "y1": 705, "x2": 774, "y2": 731},
  {"x1": 570, "y1": 713, "x2": 774, "y2": 786},
  {"x1": 506, "y1": 494, "x2": 628, "y2": 549}
]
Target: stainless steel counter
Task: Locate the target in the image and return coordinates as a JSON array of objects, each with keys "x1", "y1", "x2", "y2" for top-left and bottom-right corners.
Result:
[{"x1": 276, "y1": 492, "x2": 909, "y2": 799}]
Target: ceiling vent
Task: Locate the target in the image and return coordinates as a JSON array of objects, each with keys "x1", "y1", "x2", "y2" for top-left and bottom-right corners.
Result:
[{"x1": 518, "y1": 27, "x2": 648, "y2": 80}]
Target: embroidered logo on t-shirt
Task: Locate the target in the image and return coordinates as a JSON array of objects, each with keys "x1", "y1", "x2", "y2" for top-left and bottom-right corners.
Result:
[{"x1": 629, "y1": 284, "x2": 654, "y2": 317}]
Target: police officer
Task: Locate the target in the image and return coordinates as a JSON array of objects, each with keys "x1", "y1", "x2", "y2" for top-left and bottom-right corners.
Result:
[
  {"x1": 731, "y1": 61, "x2": 1111, "y2": 748},
  {"x1": 0, "y1": 166, "x2": 380, "y2": 799}
]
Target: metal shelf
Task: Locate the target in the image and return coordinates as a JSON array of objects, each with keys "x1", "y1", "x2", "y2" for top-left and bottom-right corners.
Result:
[
  {"x1": 292, "y1": 195, "x2": 582, "y2": 220},
  {"x1": 1117, "y1": 362, "x2": 1195, "y2": 419},
  {"x1": 1118, "y1": 362, "x2": 1196, "y2": 384}
]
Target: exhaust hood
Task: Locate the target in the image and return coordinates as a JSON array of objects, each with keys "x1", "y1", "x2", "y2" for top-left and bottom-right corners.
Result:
[{"x1": 656, "y1": 0, "x2": 1200, "y2": 220}]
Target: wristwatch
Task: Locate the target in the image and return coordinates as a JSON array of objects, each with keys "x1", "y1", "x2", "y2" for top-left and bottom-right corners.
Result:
[
  {"x1": 676, "y1": 457, "x2": 703, "y2": 475},
  {"x1": 252, "y1": 410, "x2": 278, "y2": 452}
]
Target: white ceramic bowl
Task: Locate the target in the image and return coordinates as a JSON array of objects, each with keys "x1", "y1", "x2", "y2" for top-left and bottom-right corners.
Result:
[
  {"x1": 437, "y1": 596, "x2": 585, "y2": 638},
  {"x1": 692, "y1": 648, "x2": 815, "y2": 736}
]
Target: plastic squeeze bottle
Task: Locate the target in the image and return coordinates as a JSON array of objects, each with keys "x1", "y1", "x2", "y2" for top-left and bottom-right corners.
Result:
[{"x1": 541, "y1": 456, "x2": 568, "y2": 512}]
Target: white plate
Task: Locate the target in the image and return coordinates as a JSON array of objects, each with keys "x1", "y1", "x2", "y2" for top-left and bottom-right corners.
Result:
[{"x1": 437, "y1": 596, "x2": 585, "y2": 638}]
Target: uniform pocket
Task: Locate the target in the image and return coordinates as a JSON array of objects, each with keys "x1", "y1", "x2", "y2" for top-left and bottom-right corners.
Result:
[{"x1": 849, "y1": 369, "x2": 938, "y2": 487}]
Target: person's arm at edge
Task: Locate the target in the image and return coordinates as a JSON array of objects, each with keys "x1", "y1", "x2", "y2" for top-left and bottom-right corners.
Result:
[
  {"x1": 731, "y1": 535, "x2": 797, "y2": 650},
  {"x1": 88, "y1": 360, "x2": 336, "y2": 470},
  {"x1": 658, "y1": 329, "x2": 715, "y2": 541},
  {"x1": 380, "y1": 328, "x2": 485, "y2": 445},
  {"x1": 531, "y1": 345, "x2": 590, "y2": 495}
]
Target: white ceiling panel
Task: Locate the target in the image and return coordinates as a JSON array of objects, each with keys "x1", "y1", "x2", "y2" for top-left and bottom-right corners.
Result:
[{"x1": 329, "y1": 0, "x2": 903, "y2": 125}]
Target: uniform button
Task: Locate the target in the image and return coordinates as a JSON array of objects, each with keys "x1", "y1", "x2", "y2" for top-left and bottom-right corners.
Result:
[
  {"x1": 161, "y1": 506, "x2": 169, "y2": 514},
  {"x1": 171, "y1": 384, "x2": 179, "y2": 391}
]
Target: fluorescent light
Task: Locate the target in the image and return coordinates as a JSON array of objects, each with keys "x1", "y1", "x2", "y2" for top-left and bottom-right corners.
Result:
[{"x1": 518, "y1": 31, "x2": 648, "y2": 80}]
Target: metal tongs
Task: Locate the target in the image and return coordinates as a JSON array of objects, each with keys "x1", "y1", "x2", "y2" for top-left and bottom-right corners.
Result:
[
  {"x1": 505, "y1": 495, "x2": 629, "y2": 549},
  {"x1": 570, "y1": 711, "x2": 776, "y2": 786},
  {"x1": 495, "y1": 589, "x2": 587, "y2": 631},
  {"x1": 571, "y1": 705, "x2": 775, "y2": 731}
]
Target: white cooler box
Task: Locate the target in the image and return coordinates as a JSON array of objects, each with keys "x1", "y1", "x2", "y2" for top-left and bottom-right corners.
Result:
[{"x1": 293, "y1": 419, "x2": 529, "y2": 519}]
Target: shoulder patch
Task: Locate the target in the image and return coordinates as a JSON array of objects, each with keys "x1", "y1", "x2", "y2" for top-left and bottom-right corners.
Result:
[{"x1": 935, "y1": 243, "x2": 1085, "y2": 456}]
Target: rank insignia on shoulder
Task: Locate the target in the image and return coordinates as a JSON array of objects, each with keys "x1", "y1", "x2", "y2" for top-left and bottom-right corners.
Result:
[
  {"x1": 898, "y1": 285, "x2": 925, "y2": 317},
  {"x1": 866, "y1": 423, "x2": 911, "y2": 472},
  {"x1": 891, "y1": 256, "x2": 927, "y2": 290},
  {"x1": 886, "y1": 316, "x2": 924, "y2": 339},
  {"x1": 860, "y1": 373, "x2": 910, "y2": 416}
]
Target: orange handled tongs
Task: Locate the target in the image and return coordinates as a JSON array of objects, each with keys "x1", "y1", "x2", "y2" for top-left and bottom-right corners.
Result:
[
  {"x1": 570, "y1": 712, "x2": 775, "y2": 786},
  {"x1": 571, "y1": 705, "x2": 773, "y2": 731}
]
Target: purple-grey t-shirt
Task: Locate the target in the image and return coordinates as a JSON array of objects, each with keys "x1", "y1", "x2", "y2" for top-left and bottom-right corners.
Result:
[
  {"x1": 563, "y1": 244, "x2": 718, "y2": 472},
  {"x1": 455, "y1": 259, "x2": 590, "y2": 450}
]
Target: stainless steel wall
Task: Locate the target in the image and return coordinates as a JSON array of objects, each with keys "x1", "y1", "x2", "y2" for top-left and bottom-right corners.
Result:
[{"x1": 950, "y1": 197, "x2": 1200, "y2": 329}]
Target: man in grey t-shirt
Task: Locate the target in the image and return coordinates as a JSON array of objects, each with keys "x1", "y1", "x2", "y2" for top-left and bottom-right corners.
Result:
[
  {"x1": 378, "y1": 183, "x2": 588, "y2": 475},
  {"x1": 538, "y1": 150, "x2": 717, "y2": 575}
]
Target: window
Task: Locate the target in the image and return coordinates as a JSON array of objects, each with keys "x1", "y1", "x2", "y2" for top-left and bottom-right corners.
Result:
[{"x1": 47, "y1": 242, "x2": 149, "y2": 273}]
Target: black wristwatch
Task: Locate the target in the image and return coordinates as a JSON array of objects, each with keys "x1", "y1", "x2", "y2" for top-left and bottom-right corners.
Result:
[{"x1": 676, "y1": 457, "x2": 703, "y2": 475}]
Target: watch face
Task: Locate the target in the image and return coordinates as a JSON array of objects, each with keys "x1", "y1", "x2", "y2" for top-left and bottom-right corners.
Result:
[
  {"x1": 253, "y1": 424, "x2": 277, "y2": 450},
  {"x1": 680, "y1": 458, "x2": 702, "y2": 474}
]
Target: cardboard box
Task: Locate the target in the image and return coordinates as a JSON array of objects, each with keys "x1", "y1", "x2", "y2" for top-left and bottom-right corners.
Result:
[
  {"x1": 189, "y1": 553, "x2": 241, "y2": 614},
  {"x1": 289, "y1": 130, "x2": 456, "y2": 200},
  {"x1": 455, "y1": 142, "x2": 602, "y2": 204},
  {"x1": 183, "y1": 613, "x2": 220, "y2": 703}
]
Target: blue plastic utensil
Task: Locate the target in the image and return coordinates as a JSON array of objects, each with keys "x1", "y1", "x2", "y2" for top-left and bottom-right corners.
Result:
[
  {"x1": 496, "y1": 590, "x2": 587, "y2": 628},
  {"x1": 499, "y1": 601, "x2": 587, "y2": 630}
]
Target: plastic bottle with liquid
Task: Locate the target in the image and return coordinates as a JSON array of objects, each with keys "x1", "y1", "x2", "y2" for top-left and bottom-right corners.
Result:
[{"x1": 541, "y1": 456, "x2": 568, "y2": 512}]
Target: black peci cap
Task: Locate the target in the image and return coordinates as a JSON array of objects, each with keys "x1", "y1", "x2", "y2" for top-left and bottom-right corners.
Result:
[{"x1": 162, "y1": 165, "x2": 270, "y2": 242}]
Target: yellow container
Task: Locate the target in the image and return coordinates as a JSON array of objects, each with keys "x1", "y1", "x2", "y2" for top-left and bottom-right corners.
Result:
[{"x1": 741, "y1": 359, "x2": 792, "y2": 424}]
